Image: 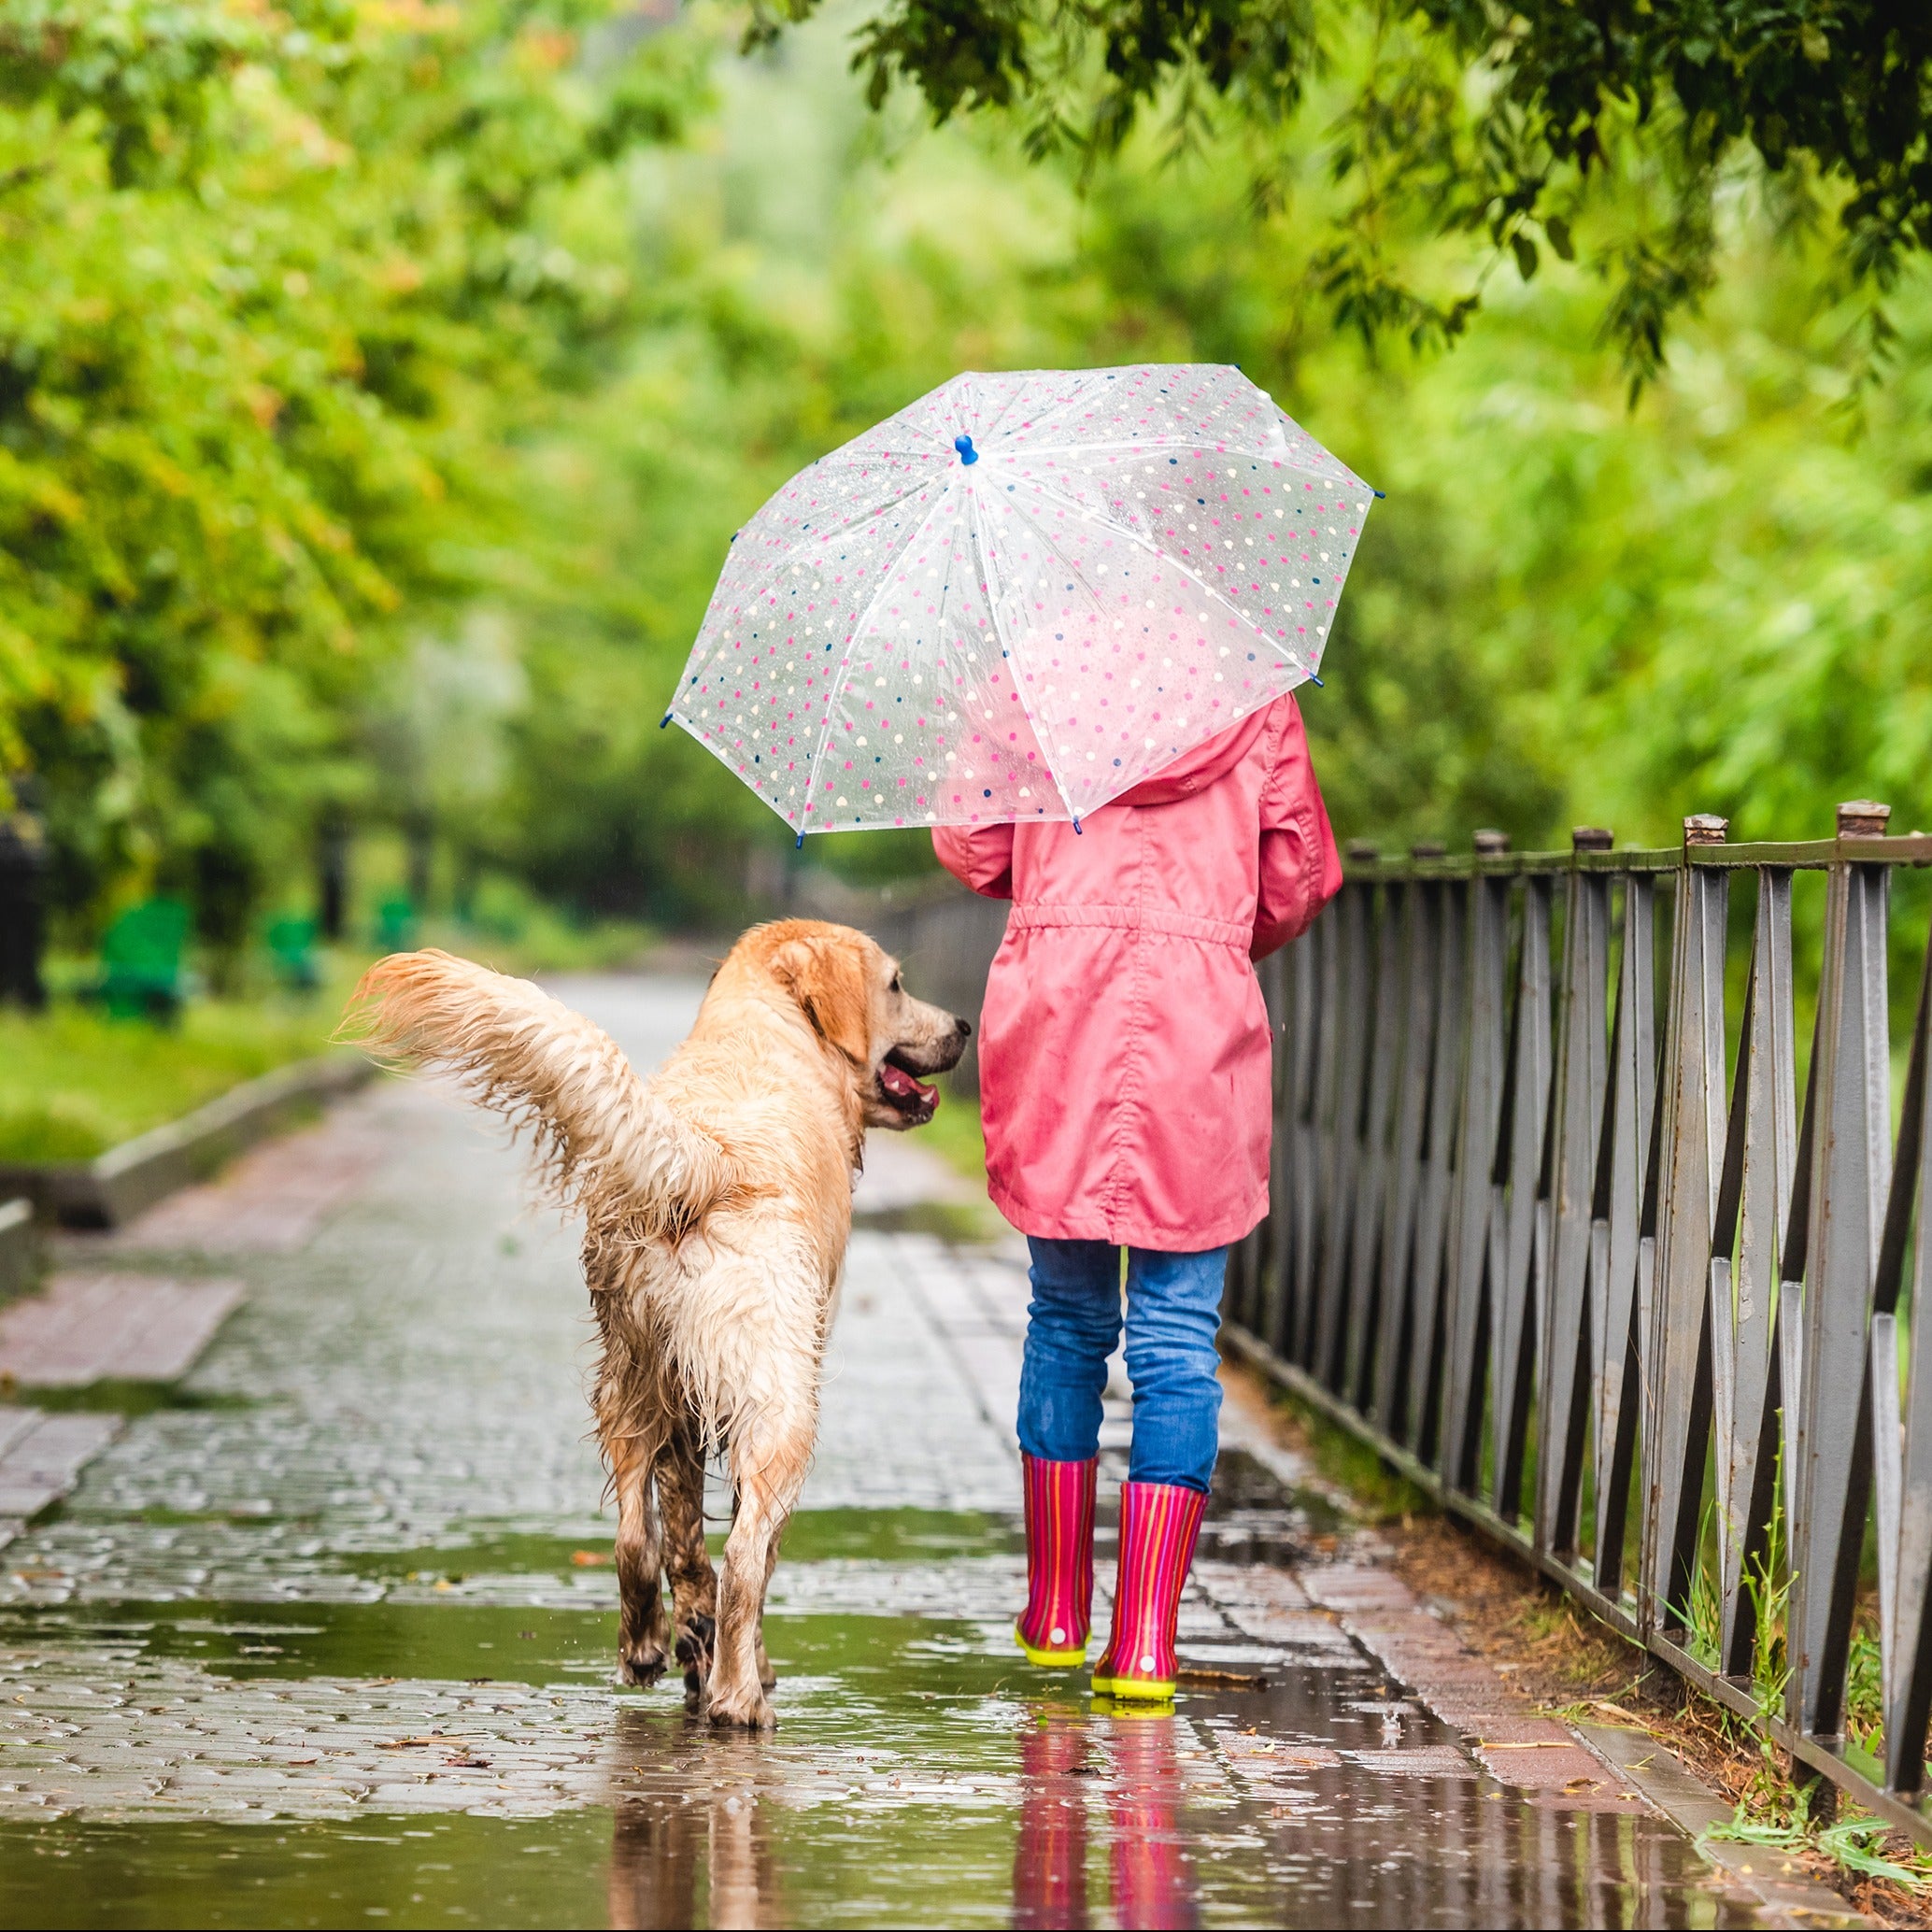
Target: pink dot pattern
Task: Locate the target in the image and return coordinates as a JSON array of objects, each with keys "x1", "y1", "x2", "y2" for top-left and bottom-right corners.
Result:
[{"x1": 668, "y1": 363, "x2": 1374, "y2": 833}]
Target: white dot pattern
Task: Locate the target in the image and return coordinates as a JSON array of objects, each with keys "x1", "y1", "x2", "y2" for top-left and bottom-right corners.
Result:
[{"x1": 668, "y1": 363, "x2": 1374, "y2": 832}]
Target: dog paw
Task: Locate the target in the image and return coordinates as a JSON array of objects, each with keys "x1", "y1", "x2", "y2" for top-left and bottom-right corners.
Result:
[
  {"x1": 704, "y1": 1685, "x2": 776, "y2": 1732},
  {"x1": 617, "y1": 1642, "x2": 669, "y2": 1688},
  {"x1": 675, "y1": 1613, "x2": 716, "y2": 1698}
]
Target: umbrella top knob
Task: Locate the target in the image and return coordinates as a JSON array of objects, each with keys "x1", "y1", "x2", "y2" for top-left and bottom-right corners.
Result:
[{"x1": 954, "y1": 434, "x2": 979, "y2": 465}]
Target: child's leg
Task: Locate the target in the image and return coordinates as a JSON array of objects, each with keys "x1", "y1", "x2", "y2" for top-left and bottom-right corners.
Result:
[
  {"x1": 1121, "y1": 1245, "x2": 1229, "y2": 1491},
  {"x1": 1017, "y1": 1236, "x2": 1123, "y2": 1462}
]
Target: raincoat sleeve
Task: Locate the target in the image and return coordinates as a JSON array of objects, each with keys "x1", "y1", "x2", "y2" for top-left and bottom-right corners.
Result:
[
  {"x1": 932, "y1": 825, "x2": 1016, "y2": 900},
  {"x1": 1251, "y1": 700, "x2": 1342, "y2": 961}
]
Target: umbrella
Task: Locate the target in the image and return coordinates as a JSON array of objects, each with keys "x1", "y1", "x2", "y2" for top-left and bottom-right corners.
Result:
[{"x1": 666, "y1": 363, "x2": 1374, "y2": 839}]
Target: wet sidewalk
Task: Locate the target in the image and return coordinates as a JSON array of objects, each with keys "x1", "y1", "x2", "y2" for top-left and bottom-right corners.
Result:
[{"x1": 0, "y1": 975, "x2": 1783, "y2": 1927}]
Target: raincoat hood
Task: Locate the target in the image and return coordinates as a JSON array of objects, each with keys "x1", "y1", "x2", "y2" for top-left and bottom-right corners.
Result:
[{"x1": 1109, "y1": 707, "x2": 1273, "y2": 809}]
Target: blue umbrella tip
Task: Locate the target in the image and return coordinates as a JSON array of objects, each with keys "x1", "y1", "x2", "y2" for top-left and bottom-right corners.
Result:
[
  {"x1": 1308, "y1": 674, "x2": 1324, "y2": 688},
  {"x1": 660, "y1": 712, "x2": 673, "y2": 728},
  {"x1": 954, "y1": 434, "x2": 978, "y2": 466}
]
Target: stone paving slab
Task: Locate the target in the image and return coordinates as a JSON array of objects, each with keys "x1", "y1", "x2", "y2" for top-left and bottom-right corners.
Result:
[
  {"x1": 65, "y1": 1113, "x2": 382, "y2": 1258},
  {"x1": 0, "y1": 1272, "x2": 245, "y2": 1385},
  {"x1": 0, "y1": 1408, "x2": 121, "y2": 1529}
]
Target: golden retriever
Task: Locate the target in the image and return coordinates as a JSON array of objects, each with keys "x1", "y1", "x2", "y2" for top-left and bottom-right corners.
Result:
[{"x1": 348, "y1": 920, "x2": 969, "y2": 1728}]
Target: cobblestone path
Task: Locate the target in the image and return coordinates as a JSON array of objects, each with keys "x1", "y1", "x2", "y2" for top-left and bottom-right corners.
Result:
[{"x1": 0, "y1": 977, "x2": 1788, "y2": 1927}]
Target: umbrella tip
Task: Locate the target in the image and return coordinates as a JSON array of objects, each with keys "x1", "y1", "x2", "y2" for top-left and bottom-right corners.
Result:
[
  {"x1": 660, "y1": 713, "x2": 672, "y2": 728},
  {"x1": 1307, "y1": 674, "x2": 1324, "y2": 688},
  {"x1": 1073, "y1": 817, "x2": 1083, "y2": 835},
  {"x1": 795, "y1": 831, "x2": 804, "y2": 850},
  {"x1": 954, "y1": 434, "x2": 979, "y2": 466}
]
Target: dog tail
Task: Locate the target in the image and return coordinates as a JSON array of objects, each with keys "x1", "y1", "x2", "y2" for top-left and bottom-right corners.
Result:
[{"x1": 344, "y1": 949, "x2": 731, "y2": 1238}]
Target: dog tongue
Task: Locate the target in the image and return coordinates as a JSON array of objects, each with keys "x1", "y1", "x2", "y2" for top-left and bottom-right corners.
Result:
[{"x1": 881, "y1": 1062, "x2": 938, "y2": 1106}]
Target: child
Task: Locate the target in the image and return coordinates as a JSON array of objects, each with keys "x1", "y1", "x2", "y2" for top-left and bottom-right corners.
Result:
[{"x1": 934, "y1": 692, "x2": 1341, "y2": 1699}]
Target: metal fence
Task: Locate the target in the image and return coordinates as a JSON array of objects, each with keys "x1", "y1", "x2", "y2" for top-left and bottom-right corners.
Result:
[{"x1": 1221, "y1": 803, "x2": 1932, "y2": 1838}]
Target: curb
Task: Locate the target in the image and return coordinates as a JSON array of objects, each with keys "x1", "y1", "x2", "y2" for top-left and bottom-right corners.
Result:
[
  {"x1": 1574, "y1": 1721, "x2": 1868, "y2": 1927},
  {"x1": 0, "y1": 1198, "x2": 36, "y2": 1305},
  {"x1": 0, "y1": 1051, "x2": 376, "y2": 1229}
]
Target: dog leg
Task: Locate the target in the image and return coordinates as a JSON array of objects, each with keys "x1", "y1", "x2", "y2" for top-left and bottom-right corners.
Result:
[
  {"x1": 661, "y1": 1409, "x2": 718, "y2": 1708},
  {"x1": 706, "y1": 1410, "x2": 812, "y2": 1730},
  {"x1": 755, "y1": 1540, "x2": 780, "y2": 1692},
  {"x1": 612, "y1": 1432, "x2": 672, "y2": 1687}
]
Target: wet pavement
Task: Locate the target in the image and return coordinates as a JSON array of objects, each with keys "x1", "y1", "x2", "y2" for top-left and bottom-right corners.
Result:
[{"x1": 0, "y1": 976, "x2": 1777, "y2": 1927}]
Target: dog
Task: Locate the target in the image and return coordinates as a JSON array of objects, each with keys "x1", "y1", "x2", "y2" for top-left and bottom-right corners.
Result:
[{"x1": 348, "y1": 921, "x2": 969, "y2": 1729}]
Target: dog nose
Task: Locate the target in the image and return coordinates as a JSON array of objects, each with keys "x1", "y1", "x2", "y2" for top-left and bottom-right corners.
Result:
[{"x1": 954, "y1": 1016, "x2": 972, "y2": 1040}]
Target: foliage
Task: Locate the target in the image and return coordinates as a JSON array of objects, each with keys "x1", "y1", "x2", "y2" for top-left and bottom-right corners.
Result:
[
  {"x1": 1706, "y1": 1803, "x2": 1929, "y2": 1888},
  {"x1": 754, "y1": 0, "x2": 1932, "y2": 383},
  {"x1": 0, "y1": 0, "x2": 703, "y2": 957}
]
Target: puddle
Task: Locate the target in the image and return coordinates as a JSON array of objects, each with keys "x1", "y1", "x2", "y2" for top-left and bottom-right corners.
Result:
[{"x1": 0, "y1": 1605, "x2": 1762, "y2": 1927}]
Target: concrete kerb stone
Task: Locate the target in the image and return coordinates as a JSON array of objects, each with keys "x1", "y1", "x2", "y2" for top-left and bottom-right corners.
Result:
[
  {"x1": 1575, "y1": 1721, "x2": 1868, "y2": 1928},
  {"x1": 0, "y1": 1049, "x2": 376, "y2": 1229}
]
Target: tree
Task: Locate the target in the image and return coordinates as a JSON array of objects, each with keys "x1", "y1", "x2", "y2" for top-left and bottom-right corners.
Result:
[
  {"x1": 749, "y1": 0, "x2": 1932, "y2": 386},
  {"x1": 0, "y1": 0, "x2": 700, "y2": 958}
]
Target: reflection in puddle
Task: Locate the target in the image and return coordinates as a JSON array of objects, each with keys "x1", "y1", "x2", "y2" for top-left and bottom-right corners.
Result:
[{"x1": 0, "y1": 1598, "x2": 1766, "y2": 1927}]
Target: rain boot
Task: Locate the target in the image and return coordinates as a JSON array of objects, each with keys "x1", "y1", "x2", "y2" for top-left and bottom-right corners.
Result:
[
  {"x1": 1014, "y1": 1454, "x2": 1098, "y2": 1667},
  {"x1": 1089, "y1": 1480, "x2": 1206, "y2": 1701}
]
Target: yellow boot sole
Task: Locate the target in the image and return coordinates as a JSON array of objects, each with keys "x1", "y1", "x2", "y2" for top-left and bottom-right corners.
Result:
[{"x1": 1014, "y1": 1623, "x2": 1087, "y2": 1669}]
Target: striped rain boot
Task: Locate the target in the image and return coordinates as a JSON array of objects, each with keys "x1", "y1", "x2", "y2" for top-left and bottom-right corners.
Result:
[
  {"x1": 1014, "y1": 1455, "x2": 1099, "y2": 1668},
  {"x1": 1089, "y1": 1480, "x2": 1206, "y2": 1701}
]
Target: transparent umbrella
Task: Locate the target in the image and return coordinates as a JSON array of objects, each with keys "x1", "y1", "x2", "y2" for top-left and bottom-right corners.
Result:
[{"x1": 666, "y1": 363, "x2": 1375, "y2": 839}]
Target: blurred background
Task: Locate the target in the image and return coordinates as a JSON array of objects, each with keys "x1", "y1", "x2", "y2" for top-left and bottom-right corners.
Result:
[{"x1": 2, "y1": 0, "x2": 1928, "y2": 1163}]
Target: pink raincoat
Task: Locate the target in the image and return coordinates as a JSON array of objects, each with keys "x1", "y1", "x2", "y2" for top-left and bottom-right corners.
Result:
[{"x1": 933, "y1": 693, "x2": 1342, "y2": 1251}]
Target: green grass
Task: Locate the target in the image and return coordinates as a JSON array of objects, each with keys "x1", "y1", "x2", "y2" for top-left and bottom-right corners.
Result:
[
  {"x1": 0, "y1": 981, "x2": 360, "y2": 1165},
  {"x1": 916, "y1": 1076, "x2": 987, "y2": 1184}
]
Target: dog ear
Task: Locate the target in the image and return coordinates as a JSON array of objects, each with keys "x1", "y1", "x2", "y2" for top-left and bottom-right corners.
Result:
[{"x1": 767, "y1": 935, "x2": 873, "y2": 1068}]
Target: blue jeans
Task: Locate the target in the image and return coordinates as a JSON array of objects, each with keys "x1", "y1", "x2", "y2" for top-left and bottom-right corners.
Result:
[{"x1": 1016, "y1": 1237, "x2": 1229, "y2": 1493}]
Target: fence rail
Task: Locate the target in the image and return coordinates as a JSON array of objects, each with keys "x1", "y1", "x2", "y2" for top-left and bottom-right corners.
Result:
[{"x1": 1223, "y1": 803, "x2": 1932, "y2": 1839}]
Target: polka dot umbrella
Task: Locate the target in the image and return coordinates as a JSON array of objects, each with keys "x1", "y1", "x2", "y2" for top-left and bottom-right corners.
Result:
[{"x1": 666, "y1": 363, "x2": 1376, "y2": 840}]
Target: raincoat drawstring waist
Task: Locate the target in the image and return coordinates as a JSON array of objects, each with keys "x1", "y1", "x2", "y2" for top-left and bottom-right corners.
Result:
[{"x1": 1006, "y1": 903, "x2": 1253, "y2": 950}]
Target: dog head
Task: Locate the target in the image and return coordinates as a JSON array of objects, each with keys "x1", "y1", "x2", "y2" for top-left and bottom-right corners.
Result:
[{"x1": 751, "y1": 920, "x2": 969, "y2": 1130}]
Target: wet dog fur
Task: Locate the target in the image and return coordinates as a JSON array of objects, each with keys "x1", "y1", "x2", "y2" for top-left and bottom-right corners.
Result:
[{"x1": 348, "y1": 921, "x2": 969, "y2": 1728}]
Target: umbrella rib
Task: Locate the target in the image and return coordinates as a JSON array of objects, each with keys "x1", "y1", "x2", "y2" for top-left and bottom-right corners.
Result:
[
  {"x1": 964, "y1": 485, "x2": 1072, "y2": 820},
  {"x1": 800, "y1": 481, "x2": 964, "y2": 833},
  {"x1": 995, "y1": 470, "x2": 1314, "y2": 676}
]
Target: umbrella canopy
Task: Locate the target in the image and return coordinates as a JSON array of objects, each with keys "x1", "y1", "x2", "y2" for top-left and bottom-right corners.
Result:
[{"x1": 668, "y1": 363, "x2": 1373, "y2": 836}]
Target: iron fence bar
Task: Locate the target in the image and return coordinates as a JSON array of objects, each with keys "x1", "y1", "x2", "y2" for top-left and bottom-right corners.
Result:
[
  {"x1": 1281, "y1": 926, "x2": 1320, "y2": 1364},
  {"x1": 1442, "y1": 860, "x2": 1512, "y2": 1487},
  {"x1": 1372, "y1": 874, "x2": 1440, "y2": 1436},
  {"x1": 1492, "y1": 875, "x2": 1553, "y2": 1524},
  {"x1": 1793, "y1": 815, "x2": 1894, "y2": 1739},
  {"x1": 1645, "y1": 824, "x2": 1729, "y2": 1638},
  {"x1": 1885, "y1": 933, "x2": 1932, "y2": 1792},
  {"x1": 1536, "y1": 837, "x2": 1612, "y2": 1555},
  {"x1": 1344, "y1": 882, "x2": 1404, "y2": 1408},
  {"x1": 1591, "y1": 873, "x2": 1655, "y2": 1594},
  {"x1": 1710, "y1": 868, "x2": 1797, "y2": 1677},
  {"x1": 1237, "y1": 807, "x2": 1932, "y2": 1835},
  {"x1": 1408, "y1": 877, "x2": 1468, "y2": 1464},
  {"x1": 1299, "y1": 909, "x2": 1342, "y2": 1369}
]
